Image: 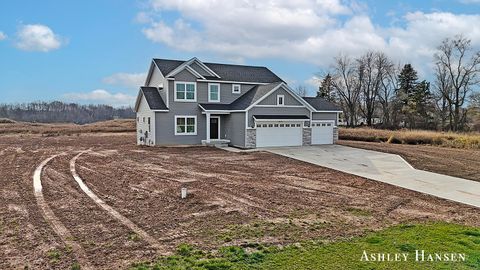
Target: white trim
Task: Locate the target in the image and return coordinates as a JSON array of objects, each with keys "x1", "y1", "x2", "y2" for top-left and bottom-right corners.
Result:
[
  {"x1": 232, "y1": 84, "x2": 241, "y2": 94},
  {"x1": 174, "y1": 81, "x2": 197, "y2": 102},
  {"x1": 244, "y1": 83, "x2": 284, "y2": 111},
  {"x1": 313, "y1": 110, "x2": 343, "y2": 113},
  {"x1": 209, "y1": 116, "x2": 221, "y2": 140},
  {"x1": 152, "y1": 109, "x2": 169, "y2": 112},
  {"x1": 185, "y1": 65, "x2": 206, "y2": 79},
  {"x1": 166, "y1": 57, "x2": 220, "y2": 79},
  {"x1": 254, "y1": 118, "x2": 308, "y2": 122},
  {"x1": 208, "y1": 83, "x2": 221, "y2": 102},
  {"x1": 254, "y1": 105, "x2": 306, "y2": 108},
  {"x1": 197, "y1": 79, "x2": 269, "y2": 85},
  {"x1": 201, "y1": 111, "x2": 231, "y2": 115},
  {"x1": 277, "y1": 95, "x2": 285, "y2": 106},
  {"x1": 174, "y1": 115, "x2": 197, "y2": 136}
]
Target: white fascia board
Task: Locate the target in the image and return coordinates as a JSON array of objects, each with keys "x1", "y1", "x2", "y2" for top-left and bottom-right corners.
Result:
[
  {"x1": 191, "y1": 57, "x2": 221, "y2": 78},
  {"x1": 280, "y1": 83, "x2": 317, "y2": 112},
  {"x1": 134, "y1": 89, "x2": 144, "y2": 112},
  {"x1": 244, "y1": 83, "x2": 284, "y2": 111},
  {"x1": 197, "y1": 79, "x2": 269, "y2": 85}
]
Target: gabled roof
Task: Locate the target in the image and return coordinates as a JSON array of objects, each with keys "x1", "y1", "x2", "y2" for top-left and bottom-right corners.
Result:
[
  {"x1": 302, "y1": 97, "x2": 342, "y2": 112},
  {"x1": 136, "y1": 87, "x2": 168, "y2": 111},
  {"x1": 153, "y1": 58, "x2": 283, "y2": 83},
  {"x1": 199, "y1": 82, "x2": 282, "y2": 111}
]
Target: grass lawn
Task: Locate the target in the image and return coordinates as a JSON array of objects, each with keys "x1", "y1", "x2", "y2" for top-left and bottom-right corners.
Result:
[{"x1": 132, "y1": 222, "x2": 480, "y2": 270}]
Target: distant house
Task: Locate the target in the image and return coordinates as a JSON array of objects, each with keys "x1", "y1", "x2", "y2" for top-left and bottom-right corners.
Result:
[{"x1": 134, "y1": 57, "x2": 342, "y2": 148}]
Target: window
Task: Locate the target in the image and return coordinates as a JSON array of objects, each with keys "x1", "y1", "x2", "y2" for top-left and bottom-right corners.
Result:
[
  {"x1": 175, "y1": 116, "x2": 197, "y2": 135},
  {"x1": 277, "y1": 95, "x2": 285, "y2": 106},
  {"x1": 148, "y1": 117, "x2": 151, "y2": 132},
  {"x1": 208, "y1": 83, "x2": 220, "y2": 102},
  {"x1": 175, "y1": 82, "x2": 196, "y2": 101},
  {"x1": 232, "y1": 84, "x2": 241, "y2": 94}
]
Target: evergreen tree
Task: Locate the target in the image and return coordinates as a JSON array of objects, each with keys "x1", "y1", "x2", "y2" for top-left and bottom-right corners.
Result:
[{"x1": 317, "y1": 74, "x2": 335, "y2": 101}]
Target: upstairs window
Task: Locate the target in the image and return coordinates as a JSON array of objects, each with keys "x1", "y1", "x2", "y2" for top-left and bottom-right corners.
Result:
[
  {"x1": 277, "y1": 95, "x2": 285, "y2": 106},
  {"x1": 208, "y1": 83, "x2": 220, "y2": 102},
  {"x1": 175, "y1": 82, "x2": 196, "y2": 101},
  {"x1": 232, "y1": 84, "x2": 241, "y2": 94}
]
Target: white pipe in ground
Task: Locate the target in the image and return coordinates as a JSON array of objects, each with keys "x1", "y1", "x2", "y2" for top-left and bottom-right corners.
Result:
[{"x1": 181, "y1": 187, "x2": 187, "y2": 199}]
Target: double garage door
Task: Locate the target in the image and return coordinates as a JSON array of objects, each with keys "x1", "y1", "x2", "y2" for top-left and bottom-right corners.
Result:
[
  {"x1": 255, "y1": 121, "x2": 334, "y2": 147},
  {"x1": 256, "y1": 122, "x2": 303, "y2": 147}
]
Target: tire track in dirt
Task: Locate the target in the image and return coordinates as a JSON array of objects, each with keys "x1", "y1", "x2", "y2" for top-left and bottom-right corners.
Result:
[
  {"x1": 70, "y1": 151, "x2": 168, "y2": 254},
  {"x1": 33, "y1": 153, "x2": 93, "y2": 270}
]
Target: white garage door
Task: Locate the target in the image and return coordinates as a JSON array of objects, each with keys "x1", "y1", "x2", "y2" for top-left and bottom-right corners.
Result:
[
  {"x1": 311, "y1": 121, "x2": 334, "y2": 145},
  {"x1": 256, "y1": 122, "x2": 303, "y2": 147}
]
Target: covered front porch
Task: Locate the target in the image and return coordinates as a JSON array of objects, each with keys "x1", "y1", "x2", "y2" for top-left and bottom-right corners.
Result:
[{"x1": 201, "y1": 112, "x2": 230, "y2": 147}]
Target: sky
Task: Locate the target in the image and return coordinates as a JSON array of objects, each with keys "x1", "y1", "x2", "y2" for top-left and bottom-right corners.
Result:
[{"x1": 0, "y1": 0, "x2": 479, "y2": 107}]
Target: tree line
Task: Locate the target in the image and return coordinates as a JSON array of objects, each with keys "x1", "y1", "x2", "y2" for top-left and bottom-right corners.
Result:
[
  {"x1": 314, "y1": 35, "x2": 480, "y2": 131},
  {"x1": 0, "y1": 101, "x2": 135, "y2": 124}
]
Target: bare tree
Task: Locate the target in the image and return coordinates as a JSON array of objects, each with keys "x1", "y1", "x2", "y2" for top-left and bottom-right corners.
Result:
[
  {"x1": 433, "y1": 63, "x2": 454, "y2": 130},
  {"x1": 294, "y1": 85, "x2": 308, "y2": 97},
  {"x1": 356, "y1": 51, "x2": 394, "y2": 126},
  {"x1": 330, "y1": 54, "x2": 363, "y2": 127},
  {"x1": 377, "y1": 60, "x2": 399, "y2": 128},
  {"x1": 434, "y1": 35, "x2": 480, "y2": 131}
]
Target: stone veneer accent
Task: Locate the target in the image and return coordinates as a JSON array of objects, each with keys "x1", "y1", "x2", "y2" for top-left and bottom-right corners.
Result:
[
  {"x1": 246, "y1": 128, "x2": 256, "y2": 148},
  {"x1": 302, "y1": 128, "x2": 311, "y2": 146},
  {"x1": 333, "y1": 126, "x2": 339, "y2": 143}
]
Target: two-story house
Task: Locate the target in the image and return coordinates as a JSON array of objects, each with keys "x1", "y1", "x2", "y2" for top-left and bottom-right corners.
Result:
[{"x1": 134, "y1": 57, "x2": 342, "y2": 148}]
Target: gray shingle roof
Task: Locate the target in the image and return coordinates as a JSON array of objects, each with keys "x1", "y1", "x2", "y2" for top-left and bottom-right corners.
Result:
[
  {"x1": 141, "y1": 87, "x2": 168, "y2": 110},
  {"x1": 302, "y1": 97, "x2": 342, "y2": 111},
  {"x1": 199, "y1": 82, "x2": 282, "y2": 111},
  {"x1": 153, "y1": 58, "x2": 283, "y2": 83}
]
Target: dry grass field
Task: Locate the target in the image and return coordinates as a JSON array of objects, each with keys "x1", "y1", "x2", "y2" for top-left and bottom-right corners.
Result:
[
  {"x1": 340, "y1": 127, "x2": 480, "y2": 149},
  {"x1": 1, "y1": 122, "x2": 479, "y2": 269},
  {"x1": 0, "y1": 119, "x2": 135, "y2": 135}
]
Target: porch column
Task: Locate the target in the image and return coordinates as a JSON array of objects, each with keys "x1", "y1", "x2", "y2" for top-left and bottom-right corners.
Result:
[{"x1": 206, "y1": 112, "x2": 211, "y2": 143}]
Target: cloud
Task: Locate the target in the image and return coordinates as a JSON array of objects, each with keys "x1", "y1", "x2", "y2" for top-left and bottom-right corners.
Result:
[
  {"x1": 0, "y1": 31, "x2": 6, "y2": 40},
  {"x1": 15, "y1": 24, "x2": 65, "y2": 52},
  {"x1": 305, "y1": 76, "x2": 322, "y2": 88},
  {"x1": 64, "y1": 89, "x2": 135, "y2": 107},
  {"x1": 102, "y1": 72, "x2": 147, "y2": 88},
  {"x1": 138, "y1": 1, "x2": 480, "y2": 75}
]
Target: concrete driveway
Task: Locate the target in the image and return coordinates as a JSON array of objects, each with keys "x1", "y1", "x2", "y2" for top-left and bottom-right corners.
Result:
[{"x1": 266, "y1": 145, "x2": 480, "y2": 208}]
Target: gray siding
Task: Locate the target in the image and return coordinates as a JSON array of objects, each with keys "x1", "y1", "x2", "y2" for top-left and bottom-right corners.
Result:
[
  {"x1": 312, "y1": 112, "x2": 338, "y2": 125},
  {"x1": 170, "y1": 70, "x2": 256, "y2": 104},
  {"x1": 257, "y1": 87, "x2": 302, "y2": 106},
  {"x1": 223, "y1": 112, "x2": 246, "y2": 148},
  {"x1": 148, "y1": 67, "x2": 168, "y2": 107},
  {"x1": 247, "y1": 107, "x2": 310, "y2": 127},
  {"x1": 190, "y1": 62, "x2": 211, "y2": 77}
]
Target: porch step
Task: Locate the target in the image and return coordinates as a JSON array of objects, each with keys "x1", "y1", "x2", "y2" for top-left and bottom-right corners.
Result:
[{"x1": 201, "y1": 139, "x2": 230, "y2": 148}]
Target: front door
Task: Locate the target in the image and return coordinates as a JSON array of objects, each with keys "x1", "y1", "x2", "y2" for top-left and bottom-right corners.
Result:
[{"x1": 210, "y1": 117, "x2": 219, "y2": 139}]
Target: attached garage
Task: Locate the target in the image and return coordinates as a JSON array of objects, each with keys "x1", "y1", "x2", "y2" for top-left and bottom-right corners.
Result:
[
  {"x1": 311, "y1": 121, "x2": 334, "y2": 145},
  {"x1": 254, "y1": 115, "x2": 307, "y2": 148}
]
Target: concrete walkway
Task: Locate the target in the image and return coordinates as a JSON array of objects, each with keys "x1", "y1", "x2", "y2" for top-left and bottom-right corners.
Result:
[{"x1": 266, "y1": 145, "x2": 480, "y2": 208}]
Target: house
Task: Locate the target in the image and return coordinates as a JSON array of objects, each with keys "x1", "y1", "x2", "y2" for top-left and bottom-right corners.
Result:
[{"x1": 134, "y1": 57, "x2": 342, "y2": 148}]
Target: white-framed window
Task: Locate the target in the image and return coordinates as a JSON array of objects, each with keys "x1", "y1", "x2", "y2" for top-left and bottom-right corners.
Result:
[
  {"x1": 232, "y1": 84, "x2": 241, "y2": 94},
  {"x1": 208, "y1": 83, "x2": 220, "y2": 102},
  {"x1": 277, "y1": 95, "x2": 285, "y2": 106},
  {"x1": 175, "y1": 82, "x2": 196, "y2": 101},
  {"x1": 175, "y1": 116, "x2": 197, "y2": 135}
]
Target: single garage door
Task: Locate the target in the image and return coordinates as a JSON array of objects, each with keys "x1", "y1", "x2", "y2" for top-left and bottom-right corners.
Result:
[
  {"x1": 256, "y1": 122, "x2": 303, "y2": 147},
  {"x1": 311, "y1": 121, "x2": 334, "y2": 144}
]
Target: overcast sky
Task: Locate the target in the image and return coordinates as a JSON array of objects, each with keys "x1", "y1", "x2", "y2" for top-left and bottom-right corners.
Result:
[{"x1": 1, "y1": 0, "x2": 479, "y2": 106}]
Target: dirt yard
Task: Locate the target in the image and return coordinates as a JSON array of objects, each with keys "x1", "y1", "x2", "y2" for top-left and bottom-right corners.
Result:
[
  {"x1": 338, "y1": 140, "x2": 480, "y2": 182},
  {"x1": 1, "y1": 133, "x2": 480, "y2": 269}
]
